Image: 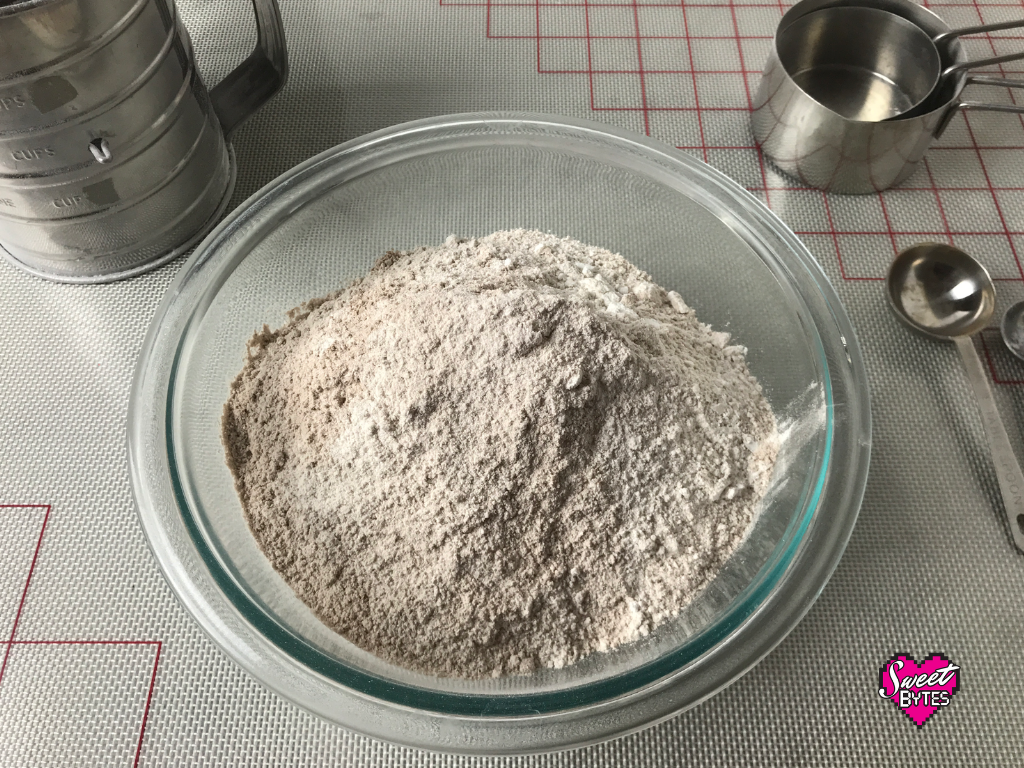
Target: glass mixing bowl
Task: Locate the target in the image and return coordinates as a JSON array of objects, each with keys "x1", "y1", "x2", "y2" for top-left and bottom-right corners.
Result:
[{"x1": 128, "y1": 113, "x2": 871, "y2": 753}]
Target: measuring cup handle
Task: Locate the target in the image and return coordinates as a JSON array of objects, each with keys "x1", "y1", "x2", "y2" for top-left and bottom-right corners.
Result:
[
  {"x1": 933, "y1": 18, "x2": 1024, "y2": 46},
  {"x1": 959, "y1": 75, "x2": 1024, "y2": 116},
  {"x1": 943, "y1": 53, "x2": 1024, "y2": 79},
  {"x1": 968, "y1": 75, "x2": 1024, "y2": 90},
  {"x1": 936, "y1": 76, "x2": 1024, "y2": 137},
  {"x1": 959, "y1": 103, "x2": 1024, "y2": 115},
  {"x1": 209, "y1": 0, "x2": 289, "y2": 138},
  {"x1": 937, "y1": 18, "x2": 1024, "y2": 78}
]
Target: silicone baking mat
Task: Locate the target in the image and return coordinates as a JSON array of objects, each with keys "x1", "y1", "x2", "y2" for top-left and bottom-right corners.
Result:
[{"x1": 1, "y1": 0, "x2": 1023, "y2": 764}]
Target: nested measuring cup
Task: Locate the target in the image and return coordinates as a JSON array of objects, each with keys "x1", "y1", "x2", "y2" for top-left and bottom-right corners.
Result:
[
  {"x1": 752, "y1": 0, "x2": 1024, "y2": 193},
  {"x1": 0, "y1": 0, "x2": 288, "y2": 282},
  {"x1": 774, "y1": 6, "x2": 1024, "y2": 122}
]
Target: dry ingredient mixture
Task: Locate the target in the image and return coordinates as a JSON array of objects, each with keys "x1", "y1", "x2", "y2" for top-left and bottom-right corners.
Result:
[{"x1": 222, "y1": 229, "x2": 779, "y2": 679}]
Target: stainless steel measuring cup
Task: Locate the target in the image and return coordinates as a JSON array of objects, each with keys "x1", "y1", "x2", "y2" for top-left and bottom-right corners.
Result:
[
  {"x1": 751, "y1": 0, "x2": 1024, "y2": 194},
  {"x1": 770, "y1": 7, "x2": 942, "y2": 121},
  {"x1": 0, "y1": 0, "x2": 288, "y2": 283},
  {"x1": 777, "y1": 6, "x2": 1024, "y2": 121}
]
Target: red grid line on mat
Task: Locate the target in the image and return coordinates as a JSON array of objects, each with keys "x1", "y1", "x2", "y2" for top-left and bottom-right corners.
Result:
[
  {"x1": 445, "y1": 1, "x2": 1024, "y2": 7},
  {"x1": 678, "y1": 0, "x2": 708, "y2": 161},
  {"x1": 964, "y1": 111, "x2": 1024, "y2": 280},
  {"x1": 959, "y1": 0, "x2": 1024, "y2": 279},
  {"x1": 969, "y1": 0, "x2": 1024, "y2": 131},
  {"x1": 0, "y1": 503, "x2": 50, "y2": 689},
  {"x1": 490, "y1": 33, "x2": 776, "y2": 39},
  {"x1": 442, "y1": 0, "x2": 1024, "y2": 284},
  {"x1": 535, "y1": 0, "x2": 541, "y2": 74},
  {"x1": 877, "y1": 194, "x2": 899, "y2": 257},
  {"x1": 631, "y1": 0, "x2": 652, "y2": 135},
  {"x1": 728, "y1": 0, "x2": 771, "y2": 196},
  {"x1": 922, "y1": 156, "x2": 956, "y2": 246},
  {"x1": 787, "y1": 230, "x2": 1024, "y2": 235},
  {"x1": 0, "y1": 505, "x2": 162, "y2": 768},
  {"x1": 488, "y1": 33, "x2": 779, "y2": 38}
]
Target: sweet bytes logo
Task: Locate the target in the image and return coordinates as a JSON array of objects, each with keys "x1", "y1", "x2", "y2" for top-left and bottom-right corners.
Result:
[{"x1": 878, "y1": 653, "x2": 961, "y2": 728}]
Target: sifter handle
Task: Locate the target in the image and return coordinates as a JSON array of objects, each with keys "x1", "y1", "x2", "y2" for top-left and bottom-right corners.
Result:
[{"x1": 209, "y1": 0, "x2": 289, "y2": 137}]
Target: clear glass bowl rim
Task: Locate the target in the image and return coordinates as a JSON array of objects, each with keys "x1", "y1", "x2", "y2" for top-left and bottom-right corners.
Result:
[{"x1": 128, "y1": 112, "x2": 871, "y2": 753}]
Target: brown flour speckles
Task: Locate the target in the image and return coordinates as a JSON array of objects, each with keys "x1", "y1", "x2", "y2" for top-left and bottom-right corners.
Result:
[{"x1": 221, "y1": 229, "x2": 778, "y2": 679}]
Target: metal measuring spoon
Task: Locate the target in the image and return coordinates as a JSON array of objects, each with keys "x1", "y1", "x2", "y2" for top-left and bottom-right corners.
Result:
[
  {"x1": 1000, "y1": 301, "x2": 1024, "y2": 362},
  {"x1": 886, "y1": 243, "x2": 1024, "y2": 553}
]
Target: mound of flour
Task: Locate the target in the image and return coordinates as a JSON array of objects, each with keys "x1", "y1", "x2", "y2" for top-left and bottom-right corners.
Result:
[{"x1": 222, "y1": 229, "x2": 778, "y2": 678}]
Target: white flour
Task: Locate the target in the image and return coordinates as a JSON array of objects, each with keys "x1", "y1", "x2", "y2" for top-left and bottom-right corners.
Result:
[{"x1": 222, "y1": 230, "x2": 778, "y2": 678}]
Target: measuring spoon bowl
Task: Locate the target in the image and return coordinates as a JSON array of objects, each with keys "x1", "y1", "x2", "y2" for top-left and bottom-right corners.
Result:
[
  {"x1": 887, "y1": 243, "x2": 1024, "y2": 554},
  {"x1": 1000, "y1": 300, "x2": 1024, "y2": 362}
]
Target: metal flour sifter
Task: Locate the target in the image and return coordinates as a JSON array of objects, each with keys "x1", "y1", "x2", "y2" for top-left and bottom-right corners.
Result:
[{"x1": 0, "y1": 0, "x2": 287, "y2": 282}]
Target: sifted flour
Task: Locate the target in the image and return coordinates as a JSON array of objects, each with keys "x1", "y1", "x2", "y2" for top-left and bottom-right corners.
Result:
[{"x1": 221, "y1": 229, "x2": 778, "y2": 679}]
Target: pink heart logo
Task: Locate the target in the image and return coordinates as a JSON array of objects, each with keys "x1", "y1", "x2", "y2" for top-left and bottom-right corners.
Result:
[{"x1": 878, "y1": 654, "x2": 961, "y2": 728}]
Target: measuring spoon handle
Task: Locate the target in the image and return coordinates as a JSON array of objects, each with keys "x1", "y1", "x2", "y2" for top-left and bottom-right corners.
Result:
[{"x1": 954, "y1": 335, "x2": 1024, "y2": 553}]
